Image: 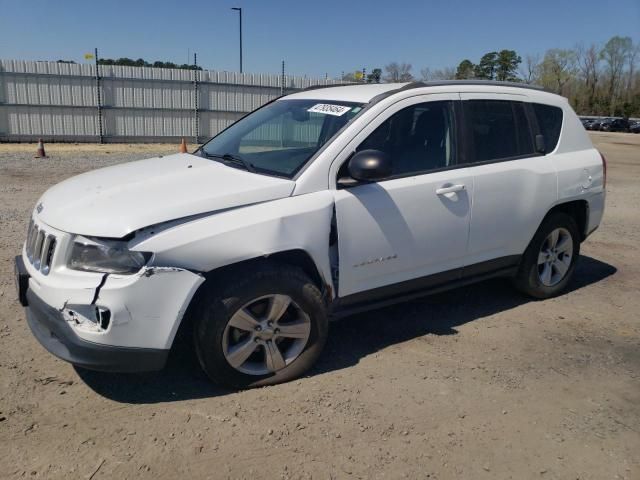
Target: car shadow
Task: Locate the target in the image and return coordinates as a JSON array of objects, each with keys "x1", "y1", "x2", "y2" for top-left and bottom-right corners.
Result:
[{"x1": 76, "y1": 255, "x2": 616, "y2": 403}]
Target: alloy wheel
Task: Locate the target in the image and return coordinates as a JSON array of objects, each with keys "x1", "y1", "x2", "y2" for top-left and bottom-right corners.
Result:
[
  {"x1": 222, "y1": 294, "x2": 311, "y2": 375},
  {"x1": 537, "y1": 227, "x2": 573, "y2": 287}
]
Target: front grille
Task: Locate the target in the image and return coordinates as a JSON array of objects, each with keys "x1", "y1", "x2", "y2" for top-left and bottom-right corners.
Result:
[{"x1": 25, "y1": 218, "x2": 57, "y2": 275}]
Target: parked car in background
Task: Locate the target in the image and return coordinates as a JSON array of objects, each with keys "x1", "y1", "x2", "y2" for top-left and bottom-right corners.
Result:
[
  {"x1": 602, "y1": 118, "x2": 630, "y2": 133},
  {"x1": 588, "y1": 118, "x2": 603, "y2": 131},
  {"x1": 580, "y1": 118, "x2": 594, "y2": 129},
  {"x1": 594, "y1": 118, "x2": 613, "y2": 131},
  {"x1": 16, "y1": 81, "x2": 606, "y2": 389}
]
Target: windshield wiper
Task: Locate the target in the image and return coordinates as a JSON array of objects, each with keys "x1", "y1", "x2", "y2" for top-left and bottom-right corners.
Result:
[{"x1": 201, "y1": 151, "x2": 256, "y2": 173}]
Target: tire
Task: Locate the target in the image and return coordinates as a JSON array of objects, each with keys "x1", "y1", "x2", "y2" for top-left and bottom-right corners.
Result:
[
  {"x1": 514, "y1": 212, "x2": 580, "y2": 299},
  {"x1": 192, "y1": 262, "x2": 328, "y2": 389}
]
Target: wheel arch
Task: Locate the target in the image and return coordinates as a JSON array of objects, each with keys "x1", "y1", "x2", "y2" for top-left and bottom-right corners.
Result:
[
  {"x1": 202, "y1": 249, "x2": 328, "y2": 294},
  {"x1": 546, "y1": 199, "x2": 589, "y2": 241},
  {"x1": 174, "y1": 249, "x2": 331, "y2": 349}
]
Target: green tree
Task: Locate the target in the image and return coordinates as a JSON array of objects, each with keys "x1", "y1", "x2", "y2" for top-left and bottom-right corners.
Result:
[
  {"x1": 474, "y1": 52, "x2": 498, "y2": 79},
  {"x1": 539, "y1": 49, "x2": 577, "y2": 94},
  {"x1": 455, "y1": 59, "x2": 475, "y2": 79},
  {"x1": 367, "y1": 68, "x2": 382, "y2": 83},
  {"x1": 98, "y1": 57, "x2": 201, "y2": 70},
  {"x1": 495, "y1": 50, "x2": 522, "y2": 81}
]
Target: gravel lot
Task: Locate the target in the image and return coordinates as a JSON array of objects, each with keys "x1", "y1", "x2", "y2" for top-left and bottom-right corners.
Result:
[{"x1": 0, "y1": 133, "x2": 638, "y2": 479}]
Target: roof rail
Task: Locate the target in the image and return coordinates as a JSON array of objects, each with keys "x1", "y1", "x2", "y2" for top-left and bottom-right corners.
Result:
[
  {"x1": 296, "y1": 79, "x2": 547, "y2": 94},
  {"x1": 398, "y1": 80, "x2": 547, "y2": 92},
  {"x1": 287, "y1": 80, "x2": 550, "y2": 106},
  {"x1": 366, "y1": 80, "x2": 550, "y2": 106},
  {"x1": 296, "y1": 82, "x2": 360, "y2": 92}
]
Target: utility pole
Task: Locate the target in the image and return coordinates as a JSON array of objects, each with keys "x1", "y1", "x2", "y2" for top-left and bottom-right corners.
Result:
[
  {"x1": 231, "y1": 7, "x2": 243, "y2": 73},
  {"x1": 281, "y1": 60, "x2": 285, "y2": 96},
  {"x1": 193, "y1": 52, "x2": 199, "y2": 144},
  {"x1": 94, "y1": 47, "x2": 103, "y2": 144}
]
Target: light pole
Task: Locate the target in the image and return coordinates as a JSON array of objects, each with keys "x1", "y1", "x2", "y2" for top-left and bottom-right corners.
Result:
[{"x1": 231, "y1": 7, "x2": 243, "y2": 73}]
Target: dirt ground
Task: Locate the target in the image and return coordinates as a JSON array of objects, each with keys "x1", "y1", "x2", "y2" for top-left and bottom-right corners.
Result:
[{"x1": 0, "y1": 132, "x2": 638, "y2": 479}]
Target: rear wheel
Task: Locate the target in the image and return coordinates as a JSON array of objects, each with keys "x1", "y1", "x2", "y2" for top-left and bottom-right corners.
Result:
[
  {"x1": 193, "y1": 263, "x2": 328, "y2": 389},
  {"x1": 514, "y1": 212, "x2": 580, "y2": 299}
]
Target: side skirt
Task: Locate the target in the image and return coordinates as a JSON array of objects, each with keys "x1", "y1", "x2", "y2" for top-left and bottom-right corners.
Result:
[{"x1": 329, "y1": 255, "x2": 520, "y2": 319}]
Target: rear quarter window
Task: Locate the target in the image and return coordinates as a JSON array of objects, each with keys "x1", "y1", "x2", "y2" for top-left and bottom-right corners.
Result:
[{"x1": 532, "y1": 103, "x2": 563, "y2": 153}]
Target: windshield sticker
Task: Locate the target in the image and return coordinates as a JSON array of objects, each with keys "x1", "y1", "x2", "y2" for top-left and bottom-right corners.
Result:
[{"x1": 307, "y1": 104, "x2": 352, "y2": 116}]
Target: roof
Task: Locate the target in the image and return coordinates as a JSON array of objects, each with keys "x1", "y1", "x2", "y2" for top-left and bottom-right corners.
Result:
[
  {"x1": 284, "y1": 83, "x2": 407, "y2": 103},
  {"x1": 283, "y1": 80, "x2": 553, "y2": 104}
]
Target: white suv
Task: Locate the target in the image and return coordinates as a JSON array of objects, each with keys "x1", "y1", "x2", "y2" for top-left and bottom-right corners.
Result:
[{"x1": 16, "y1": 81, "x2": 606, "y2": 388}]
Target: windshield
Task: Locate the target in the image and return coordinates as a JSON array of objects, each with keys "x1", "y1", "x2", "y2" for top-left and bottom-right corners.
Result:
[{"x1": 199, "y1": 99, "x2": 365, "y2": 177}]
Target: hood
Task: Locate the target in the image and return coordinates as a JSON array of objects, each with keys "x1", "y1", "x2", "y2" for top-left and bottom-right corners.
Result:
[{"x1": 37, "y1": 153, "x2": 295, "y2": 238}]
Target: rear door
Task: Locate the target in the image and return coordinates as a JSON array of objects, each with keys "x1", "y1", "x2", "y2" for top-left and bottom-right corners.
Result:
[{"x1": 459, "y1": 94, "x2": 558, "y2": 268}]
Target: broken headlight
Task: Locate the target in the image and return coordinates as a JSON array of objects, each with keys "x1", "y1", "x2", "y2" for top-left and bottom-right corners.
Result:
[{"x1": 68, "y1": 236, "x2": 150, "y2": 274}]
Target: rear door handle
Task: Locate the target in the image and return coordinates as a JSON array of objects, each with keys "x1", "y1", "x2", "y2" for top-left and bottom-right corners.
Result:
[{"x1": 436, "y1": 184, "x2": 466, "y2": 195}]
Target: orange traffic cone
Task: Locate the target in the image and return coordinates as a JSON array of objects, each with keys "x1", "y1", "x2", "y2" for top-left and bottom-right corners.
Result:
[
  {"x1": 179, "y1": 138, "x2": 187, "y2": 153},
  {"x1": 35, "y1": 139, "x2": 48, "y2": 158}
]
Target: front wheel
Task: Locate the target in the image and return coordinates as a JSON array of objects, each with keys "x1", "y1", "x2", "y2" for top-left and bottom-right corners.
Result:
[
  {"x1": 193, "y1": 263, "x2": 328, "y2": 389},
  {"x1": 514, "y1": 212, "x2": 580, "y2": 299}
]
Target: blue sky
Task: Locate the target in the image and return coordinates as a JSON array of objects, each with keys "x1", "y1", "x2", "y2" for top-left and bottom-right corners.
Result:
[{"x1": 1, "y1": 0, "x2": 638, "y2": 78}]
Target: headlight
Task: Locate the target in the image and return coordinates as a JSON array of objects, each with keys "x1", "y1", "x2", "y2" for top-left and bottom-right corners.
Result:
[{"x1": 68, "y1": 236, "x2": 150, "y2": 274}]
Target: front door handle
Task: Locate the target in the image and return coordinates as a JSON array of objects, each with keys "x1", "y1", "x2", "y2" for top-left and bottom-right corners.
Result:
[{"x1": 436, "y1": 184, "x2": 466, "y2": 195}]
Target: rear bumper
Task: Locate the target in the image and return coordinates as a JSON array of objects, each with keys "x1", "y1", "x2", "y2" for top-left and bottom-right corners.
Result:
[{"x1": 25, "y1": 288, "x2": 168, "y2": 372}]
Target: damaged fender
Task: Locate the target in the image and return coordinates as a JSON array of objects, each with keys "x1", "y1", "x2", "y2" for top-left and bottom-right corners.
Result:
[{"x1": 130, "y1": 191, "x2": 337, "y2": 297}]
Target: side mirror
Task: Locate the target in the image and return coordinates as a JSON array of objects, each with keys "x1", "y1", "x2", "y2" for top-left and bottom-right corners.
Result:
[
  {"x1": 347, "y1": 149, "x2": 392, "y2": 182},
  {"x1": 535, "y1": 134, "x2": 546, "y2": 154}
]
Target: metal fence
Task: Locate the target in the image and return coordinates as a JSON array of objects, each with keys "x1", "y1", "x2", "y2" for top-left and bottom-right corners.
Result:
[{"x1": 0, "y1": 59, "x2": 343, "y2": 143}]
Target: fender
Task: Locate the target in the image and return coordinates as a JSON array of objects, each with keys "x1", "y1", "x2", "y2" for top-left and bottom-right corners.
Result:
[{"x1": 130, "y1": 191, "x2": 337, "y2": 297}]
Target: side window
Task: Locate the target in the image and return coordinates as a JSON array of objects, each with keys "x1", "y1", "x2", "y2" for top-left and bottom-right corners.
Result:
[
  {"x1": 532, "y1": 103, "x2": 563, "y2": 153},
  {"x1": 355, "y1": 101, "x2": 456, "y2": 176},
  {"x1": 463, "y1": 100, "x2": 535, "y2": 164}
]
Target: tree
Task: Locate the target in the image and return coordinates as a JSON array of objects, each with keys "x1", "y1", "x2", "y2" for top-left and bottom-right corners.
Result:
[
  {"x1": 624, "y1": 44, "x2": 639, "y2": 104},
  {"x1": 367, "y1": 68, "x2": 382, "y2": 83},
  {"x1": 600, "y1": 36, "x2": 633, "y2": 113},
  {"x1": 539, "y1": 49, "x2": 577, "y2": 94},
  {"x1": 455, "y1": 59, "x2": 475, "y2": 79},
  {"x1": 474, "y1": 52, "x2": 498, "y2": 79},
  {"x1": 421, "y1": 66, "x2": 456, "y2": 81},
  {"x1": 341, "y1": 71, "x2": 359, "y2": 82},
  {"x1": 383, "y1": 62, "x2": 414, "y2": 82},
  {"x1": 98, "y1": 57, "x2": 201, "y2": 70},
  {"x1": 576, "y1": 44, "x2": 600, "y2": 112},
  {"x1": 520, "y1": 53, "x2": 541, "y2": 84},
  {"x1": 495, "y1": 50, "x2": 521, "y2": 81},
  {"x1": 399, "y1": 35, "x2": 640, "y2": 116}
]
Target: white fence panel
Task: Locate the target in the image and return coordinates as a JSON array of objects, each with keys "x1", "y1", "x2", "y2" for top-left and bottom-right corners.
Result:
[{"x1": 0, "y1": 59, "x2": 345, "y2": 142}]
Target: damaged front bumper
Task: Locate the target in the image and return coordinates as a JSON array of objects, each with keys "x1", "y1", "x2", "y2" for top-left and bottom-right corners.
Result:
[
  {"x1": 25, "y1": 286, "x2": 169, "y2": 372},
  {"x1": 16, "y1": 251, "x2": 204, "y2": 373}
]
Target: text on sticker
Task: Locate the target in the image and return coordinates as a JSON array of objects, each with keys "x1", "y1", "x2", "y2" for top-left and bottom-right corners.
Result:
[{"x1": 307, "y1": 104, "x2": 352, "y2": 116}]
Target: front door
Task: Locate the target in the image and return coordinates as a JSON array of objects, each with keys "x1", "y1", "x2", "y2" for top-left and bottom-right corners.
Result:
[{"x1": 333, "y1": 96, "x2": 473, "y2": 300}]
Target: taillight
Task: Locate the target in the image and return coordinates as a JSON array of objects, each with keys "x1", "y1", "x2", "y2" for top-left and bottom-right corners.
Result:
[{"x1": 599, "y1": 151, "x2": 607, "y2": 188}]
